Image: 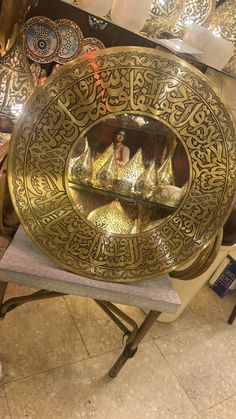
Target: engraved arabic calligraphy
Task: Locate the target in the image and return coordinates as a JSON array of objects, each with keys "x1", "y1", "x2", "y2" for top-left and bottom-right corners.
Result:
[{"x1": 8, "y1": 47, "x2": 236, "y2": 282}]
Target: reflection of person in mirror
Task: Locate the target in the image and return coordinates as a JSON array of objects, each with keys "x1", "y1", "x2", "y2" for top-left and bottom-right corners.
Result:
[{"x1": 113, "y1": 128, "x2": 130, "y2": 168}]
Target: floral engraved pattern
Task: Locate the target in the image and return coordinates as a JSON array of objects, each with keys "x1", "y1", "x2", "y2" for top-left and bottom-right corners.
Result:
[{"x1": 8, "y1": 47, "x2": 236, "y2": 282}]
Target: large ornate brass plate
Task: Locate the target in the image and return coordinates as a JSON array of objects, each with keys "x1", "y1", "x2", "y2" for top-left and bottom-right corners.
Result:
[{"x1": 8, "y1": 47, "x2": 236, "y2": 282}]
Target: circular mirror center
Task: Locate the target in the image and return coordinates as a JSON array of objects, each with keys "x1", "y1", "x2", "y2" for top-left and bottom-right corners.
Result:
[{"x1": 67, "y1": 114, "x2": 189, "y2": 234}]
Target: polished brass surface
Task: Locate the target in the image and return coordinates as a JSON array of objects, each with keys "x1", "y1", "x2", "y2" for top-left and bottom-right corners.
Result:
[
  {"x1": 87, "y1": 200, "x2": 133, "y2": 234},
  {"x1": 209, "y1": 0, "x2": 236, "y2": 76},
  {"x1": 135, "y1": 161, "x2": 157, "y2": 199},
  {"x1": 155, "y1": 185, "x2": 183, "y2": 207},
  {"x1": 117, "y1": 148, "x2": 145, "y2": 194},
  {"x1": 8, "y1": 46, "x2": 236, "y2": 282},
  {"x1": 69, "y1": 181, "x2": 177, "y2": 211},
  {"x1": 92, "y1": 143, "x2": 114, "y2": 186},
  {"x1": 224, "y1": 52, "x2": 236, "y2": 77},
  {"x1": 209, "y1": 0, "x2": 236, "y2": 45},
  {"x1": 142, "y1": 0, "x2": 186, "y2": 39},
  {"x1": 143, "y1": 216, "x2": 169, "y2": 232},
  {"x1": 0, "y1": 41, "x2": 34, "y2": 120},
  {"x1": 172, "y1": 0, "x2": 216, "y2": 36},
  {"x1": 171, "y1": 228, "x2": 223, "y2": 280},
  {"x1": 54, "y1": 18, "x2": 84, "y2": 64},
  {"x1": 157, "y1": 154, "x2": 175, "y2": 186},
  {"x1": 0, "y1": 0, "x2": 37, "y2": 57},
  {"x1": 68, "y1": 139, "x2": 93, "y2": 185},
  {"x1": 96, "y1": 152, "x2": 118, "y2": 189}
]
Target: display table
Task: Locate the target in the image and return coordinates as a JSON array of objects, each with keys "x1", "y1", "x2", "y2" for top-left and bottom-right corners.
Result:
[{"x1": 0, "y1": 227, "x2": 180, "y2": 377}]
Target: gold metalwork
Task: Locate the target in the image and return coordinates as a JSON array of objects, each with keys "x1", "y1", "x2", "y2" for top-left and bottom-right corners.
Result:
[
  {"x1": 117, "y1": 148, "x2": 145, "y2": 194},
  {"x1": 96, "y1": 152, "x2": 118, "y2": 189},
  {"x1": 142, "y1": 0, "x2": 186, "y2": 39},
  {"x1": 81, "y1": 37, "x2": 105, "y2": 54},
  {"x1": 87, "y1": 200, "x2": 133, "y2": 234},
  {"x1": 155, "y1": 185, "x2": 183, "y2": 207},
  {"x1": 143, "y1": 216, "x2": 169, "y2": 232},
  {"x1": 209, "y1": 0, "x2": 236, "y2": 76},
  {"x1": 0, "y1": 0, "x2": 38, "y2": 58},
  {"x1": 172, "y1": 0, "x2": 216, "y2": 36},
  {"x1": 68, "y1": 139, "x2": 93, "y2": 185},
  {"x1": 0, "y1": 41, "x2": 34, "y2": 119},
  {"x1": 224, "y1": 52, "x2": 236, "y2": 78},
  {"x1": 171, "y1": 227, "x2": 223, "y2": 280},
  {"x1": 157, "y1": 154, "x2": 175, "y2": 186},
  {"x1": 23, "y1": 16, "x2": 60, "y2": 64},
  {"x1": 54, "y1": 18, "x2": 84, "y2": 64},
  {"x1": 209, "y1": 0, "x2": 236, "y2": 45},
  {"x1": 92, "y1": 143, "x2": 114, "y2": 185},
  {"x1": 8, "y1": 47, "x2": 236, "y2": 282},
  {"x1": 135, "y1": 161, "x2": 157, "y2": 199}
]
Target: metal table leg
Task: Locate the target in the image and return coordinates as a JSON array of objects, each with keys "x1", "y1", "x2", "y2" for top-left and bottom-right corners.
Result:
[
  {"x1": 228, "y1": 303, "x2": 236, "y2": 325},
  {"x1": 0, "y1": 280, "x2": 8, "y2": 317},
  {"x1": 0, "y1": 288, "x2": 65, "y2": 318},
  {"x1": 108, "y1": 310, "x2": 161, "y2": 378}
]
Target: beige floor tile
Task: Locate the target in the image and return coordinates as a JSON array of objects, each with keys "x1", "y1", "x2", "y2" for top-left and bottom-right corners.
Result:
[
  {"x1": 0, "y1": 297, "x2": 88, "y2": 382},
  {"x1": 4, "y1": 283, "x2": 37, "y2": 300},
  {"x1": 151, "y1": 308, "x2": 201, "y2": 339},
  {"x1": 0, "y1": 385, "x2": 11, "y2": 419},
  {"x1": 5, "y1": 340, "x2": 197, "y2": 419},
  {"x1": 190, "y1": 285, "x2": 236, "y2": 323},
  {"x1": 196, "y1": 395, "x2": 236, "y2": 419},
  {"x1": 155, "y1": 320, "x2": 236, "y2": 412},
  {"x1": 65, "y1": 296, "x2": 148, "y2": 357}
]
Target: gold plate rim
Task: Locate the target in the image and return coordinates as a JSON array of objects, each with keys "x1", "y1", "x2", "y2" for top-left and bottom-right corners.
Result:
[{"x1": 8, "y1": 46, "x2": 236, "y2": 282}]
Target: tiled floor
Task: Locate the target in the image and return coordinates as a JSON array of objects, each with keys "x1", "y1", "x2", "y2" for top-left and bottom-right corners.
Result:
[{"x1": 0, "y1": 283, "x2": 235, "y2": 418}]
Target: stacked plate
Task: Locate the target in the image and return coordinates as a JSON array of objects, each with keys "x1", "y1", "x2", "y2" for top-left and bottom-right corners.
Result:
[{"x1": 23, "y1": 16, "x2": 105, "y2": 64}]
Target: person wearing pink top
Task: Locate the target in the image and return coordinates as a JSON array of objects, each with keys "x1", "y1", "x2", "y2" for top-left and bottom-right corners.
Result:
[{"x1": 113, "y1": 128, "x2": 130, "y2": 168}]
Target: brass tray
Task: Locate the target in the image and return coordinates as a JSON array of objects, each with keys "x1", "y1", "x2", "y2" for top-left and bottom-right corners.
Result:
[{"x1": 8, "y1": 47, "x2": 236, "y2": 282}]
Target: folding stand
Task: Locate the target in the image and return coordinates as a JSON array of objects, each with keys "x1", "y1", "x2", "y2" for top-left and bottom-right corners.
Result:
[
  {"x1": 228, "y1": 303, "x2": 236, "y2": 325},
  {"x1": 0, "y1": 227, "x2": 180, "y2": 378}
]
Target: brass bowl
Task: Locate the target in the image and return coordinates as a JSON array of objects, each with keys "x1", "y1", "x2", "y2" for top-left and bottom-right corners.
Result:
[{"x1": 8, "y1": 46, "x2": 236, "y2": 282}]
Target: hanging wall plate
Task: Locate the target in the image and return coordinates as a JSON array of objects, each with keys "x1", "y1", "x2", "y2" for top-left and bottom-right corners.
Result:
[
  {"x1": 23, "y1": 16, "x2": 60, "y2": 63},
  {"x1": 172, "y1": 0, "x2": 216, "y2": 37},
  {"x1": 81, "y1": 37, "x2": 105, "y2": 54},
  {"x1": 54, "y1": 19, "x2": 83, "y2": 64},
  {"x1": 8, "y1": 47, "x2": 236, "y2": 283}
]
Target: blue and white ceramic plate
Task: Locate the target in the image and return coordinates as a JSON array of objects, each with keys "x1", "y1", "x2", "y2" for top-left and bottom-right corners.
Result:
[
  {"x1": 55, "y1": 19, "x2": 83, "y2": 64},
  {"x1": 23, "y1": 16, "x2": 59, "y2": 63}
]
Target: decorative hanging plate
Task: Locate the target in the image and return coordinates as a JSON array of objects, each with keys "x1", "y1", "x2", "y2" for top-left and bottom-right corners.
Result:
[
  {"x1": 172, "y1": 0, "x2": 216, "y2": 37},
  {"x1": 81, "y1": 37, "x2": 105, "y2": 55},
  {"x1": 54, "y1": 18, "x2": 83, "y2": 64},
  {"x1": 23, "y1": 16, "x2": 60, "y2": 63},
  {"x1": 8, "y1": 47, "x2": 236, "y2": 283}
]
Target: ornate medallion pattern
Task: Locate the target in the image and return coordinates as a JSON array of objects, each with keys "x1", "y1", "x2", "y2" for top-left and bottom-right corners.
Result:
[
  {"x1": 8, "y1": 47, "x2": 236, "y2": 282},
  {"x1": 0, "y1": 42, "x2": 34, "y2": 119},
  {"x1": 173, "y1": 0, "x2": 216, "y2": 36},
  {"x1": 55, "y1": 19, "x2": 83, "y2": 64},
  {"x1": 23, "y1": 16, "x2": 60, "y2": 63}
]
